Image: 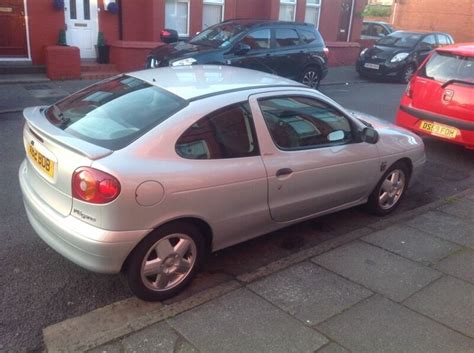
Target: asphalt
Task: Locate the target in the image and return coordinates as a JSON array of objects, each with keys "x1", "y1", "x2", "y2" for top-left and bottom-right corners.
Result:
[{"x1": 42, "y1": 188, "x2": 474, "y2": 353}]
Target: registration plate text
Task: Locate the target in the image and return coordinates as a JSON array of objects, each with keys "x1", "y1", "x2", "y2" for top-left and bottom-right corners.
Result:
[
  {"x1": 419, "y1": 120, "x2": 459, "y2": 139},
  {"x1": 28, "y1": 144, "x2": 55, "y2": 177},
  {"x1": 364, "y1": 63, "x2": 380, "y2": 70}
]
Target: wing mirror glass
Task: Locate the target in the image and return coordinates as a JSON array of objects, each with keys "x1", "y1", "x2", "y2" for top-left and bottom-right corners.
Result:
[
  {"x1": 327, "y1": 130, "x2": 345, "y2": 142},
  {"x1": 361, "y1": 127, "x2": 379, "y2": 144},
  {"x1": 234, "y1": 42, "x2": 251, "y2": 55}
]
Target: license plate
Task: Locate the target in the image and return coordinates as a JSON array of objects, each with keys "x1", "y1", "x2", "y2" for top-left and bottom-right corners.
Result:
[
  {"x1": 419, "y1": 120, "x2": 459, "y2": 139},
  {"x1": 28, "y1": 144, "x2": 55, "y2": 177},
  {"x1": 364, "y1": 63, "x2": 380, "y2": 70}
]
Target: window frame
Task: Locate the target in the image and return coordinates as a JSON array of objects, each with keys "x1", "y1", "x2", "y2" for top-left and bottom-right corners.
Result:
[
  {"x1": 305, "y1": 0, "x2": 322, "y2": 29},
  {"x1": 202, "y1": 0, "x2": 225, "y2": 30},
  {"x1": 165, "y1": 0, "x2": 191, "y2": 37},
  {"x1": 257, "y1": 95, "x2": 357, "y2": 151},
  {"x1": 279, "y1": 0, "x2": 297, "y2": 22},
  {"x1": 175, "y1": 101, "x2": 260, "y2": 160}
]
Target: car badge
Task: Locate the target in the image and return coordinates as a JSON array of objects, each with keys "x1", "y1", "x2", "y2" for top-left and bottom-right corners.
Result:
[
  {"x1": 31, "y1": 140, "x2": 34, "y2": 146},
  {"x1": 442, "y1": 89, "x2": 454, "y2": 104}
]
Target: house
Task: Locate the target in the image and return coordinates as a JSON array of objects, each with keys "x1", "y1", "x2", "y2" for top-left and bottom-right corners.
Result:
[{"x1": 0, "y1": 0, "x2": 367, "y2": 79}]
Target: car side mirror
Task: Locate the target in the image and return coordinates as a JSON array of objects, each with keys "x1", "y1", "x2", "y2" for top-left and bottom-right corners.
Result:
[
  {"x1": 361, "y1": 127, "x2": 379, "y2": 144},
  {"x1": 327, "y1": 130, "x2": 345, "y2": 142},
  {"x1": 234, "y1": 43, "x2": 251, "y2": 55},
  {"x1": 160, "y1": 29, "x2": 179, "y2": 44}
]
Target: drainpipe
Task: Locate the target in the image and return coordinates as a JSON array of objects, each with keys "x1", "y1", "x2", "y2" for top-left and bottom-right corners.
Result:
[
  {"x1": 347, "y1": 0, "x2": 356, "y2": 42},
  {"x1": 118, "y1": 0, "x2": 123, "y2": 40}
]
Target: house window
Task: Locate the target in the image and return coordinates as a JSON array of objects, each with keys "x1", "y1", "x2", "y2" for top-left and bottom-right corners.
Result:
[
  {"x1": 165, "y1": 0, "x2": 190, "y2": 36},
  {"x1": 279, "y1": 0, "x2": 296, "y2": 21},
  {"x1": 203, "y1": 0, "x2": 224, "y2": 29},
  {"x1": 305, "y1": 0, "x2": 322, "y2": 28}
]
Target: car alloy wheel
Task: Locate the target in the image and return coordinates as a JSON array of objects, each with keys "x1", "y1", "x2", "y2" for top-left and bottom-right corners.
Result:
[
  {"x1": 126, "y1": 222, "x2": 204, "y2": 301},
  {"x1": 301, "y1": 67, "x2": 321, "y2": 89},
  {"x1": 367, "y1": 161, "x2": 410, "y2": 216},
  {"x1": 401, "y1": 65, "x2": 415, "y2": 84}
]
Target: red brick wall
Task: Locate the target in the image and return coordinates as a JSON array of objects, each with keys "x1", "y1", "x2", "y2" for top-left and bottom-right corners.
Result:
[
  {"x1": 393, "y1": 0, "x2": 474, "y2": 42},
  {"x1": 27, "y1": 0, "x2": 65, "y2": 64},
  {"x1": 98, "y1": 0, "x2": 119, "y2": 44}
]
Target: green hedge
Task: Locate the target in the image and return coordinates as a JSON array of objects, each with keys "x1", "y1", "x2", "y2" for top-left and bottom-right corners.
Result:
[{"x1": 362, "y1": 5, "x2": 392, "y2": 17}]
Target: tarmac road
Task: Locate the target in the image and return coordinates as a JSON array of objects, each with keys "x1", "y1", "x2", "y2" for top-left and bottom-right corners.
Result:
[{"x1": 0, "y1": 81, "x2": 472, "y2": 352}]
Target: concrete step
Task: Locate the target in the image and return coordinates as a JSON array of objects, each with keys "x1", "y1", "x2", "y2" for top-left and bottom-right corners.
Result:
[{"x1": 0, "y1": 62, "x2": 46, "y2": 75}]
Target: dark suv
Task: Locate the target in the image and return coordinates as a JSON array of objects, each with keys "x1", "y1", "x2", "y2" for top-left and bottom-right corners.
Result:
[{"x1": 146, "y1": 19, "x2": 329, "y2": 88}]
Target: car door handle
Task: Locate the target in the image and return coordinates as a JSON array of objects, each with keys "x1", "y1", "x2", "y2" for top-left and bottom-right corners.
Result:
[{"x1": 276, "y1": 168, "x2": 293, "y2": 177}]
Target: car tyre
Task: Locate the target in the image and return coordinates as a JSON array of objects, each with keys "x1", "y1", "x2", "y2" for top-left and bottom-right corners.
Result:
[
  {"x1": 400, "y1": 64, "x2": 416, "y2": 84},
  {"x1": 125, "y1": 222, "x2": 205, "y2": 301},
  {"x1": 366, "y1": 161, "x2": 410, "y2": 216},
  {"x1": 301, "y1": 66, "x2": 321, "y2": 89}
]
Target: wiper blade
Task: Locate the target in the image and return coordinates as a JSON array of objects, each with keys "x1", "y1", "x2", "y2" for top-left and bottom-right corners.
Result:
[{"x1": 441, "y1": 79, "x2": 474, "y2": 88}]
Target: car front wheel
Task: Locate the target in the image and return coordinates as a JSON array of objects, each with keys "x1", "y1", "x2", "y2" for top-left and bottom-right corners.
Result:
[
  {"x1": 126, "y1": 222, "x2": 205, "y2": 301},
  {"x1": 366, "y1": 161, "x2": 410, "y2": 216},
  {"x1": 400, "y1": 64, "x2": 416, "y2": 84},
  {"x1": 301, "y1": 66, "x2": 321, "y2": 89}
]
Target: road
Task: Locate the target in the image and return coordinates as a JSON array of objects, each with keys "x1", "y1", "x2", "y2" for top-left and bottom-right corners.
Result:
[{"x1": 0, "y1": 81, "x2": 472, "y2": 352}]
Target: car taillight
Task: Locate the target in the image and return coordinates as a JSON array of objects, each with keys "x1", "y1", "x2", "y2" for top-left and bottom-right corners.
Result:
[{"x1": 72, "y1": 167, "x2": 121, "y2": 204}]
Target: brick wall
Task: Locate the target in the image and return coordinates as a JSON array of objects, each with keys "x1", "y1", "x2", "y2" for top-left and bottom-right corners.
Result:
[{"x1": 393, "y1": 0, "x2": 474, "y2": 42}]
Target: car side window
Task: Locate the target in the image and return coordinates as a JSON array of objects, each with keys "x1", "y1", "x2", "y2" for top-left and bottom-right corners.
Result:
[
  {"x1": 361, "y1": 23, "x2": 369, "y2": 36},
  {"x1": 176, "y1": 103, "x2": 259, "y2": 159},
  {"x1": 437, "y1": 34, "x2": 449, "y2": 46},
  {"x1": 419, "y1": 35, "x2": 436, "y2": 50},
  {"x1": 275, "y1": 28, "x2": 300, "y2": 47},
  {"x1": 258, "y1": 96, "x2": 353, "y2": 150},
  {"x1": 240, "y1": 29, "x2": 271, "y2": 50},
  {"x1": 373, "y1": 24, "x2": 388, "y2": 37}
]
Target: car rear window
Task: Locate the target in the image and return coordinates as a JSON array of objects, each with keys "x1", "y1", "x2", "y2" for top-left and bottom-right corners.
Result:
[
  {"x1": 419, "y1": 51, "x2": 474, "y2": 83},
  {"x1": 377, "y1": 32, "x2": 422, "y2": 48},
  {"x1": 45, "y1": 76, "x2": 187, "y2": 150}
]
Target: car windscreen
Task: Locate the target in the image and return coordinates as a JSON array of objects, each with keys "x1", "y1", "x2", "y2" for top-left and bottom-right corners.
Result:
[
  {"x1": 189, "y1": 22, "x2": 250, "y2": 48},
  {"x1": 419, "y1": 51, "x2": 474, "y2": 83},
  {"x1": 377, "y1": 32, "x2": 422, "y2": 48},
  {"x1": 45, "y1": 76, "x2": 187, "y2": 150}
]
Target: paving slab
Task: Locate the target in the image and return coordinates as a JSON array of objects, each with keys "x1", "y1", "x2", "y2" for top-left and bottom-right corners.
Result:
[
  {"x1": 318, "y1": 295, "x2": 474, "y2": 353},
  {"x1": 169, "y1": 288, "x2": 328, "y2": 353},
  {"x1": 435, "y1": 249, "x2": 474, "y2": 284},
  {"x1": 312, "y1": 241, "x2": 441, "y2": 302},
  {"x1": 316, "y1": 342, "x2": 350, "y2": 353},
  {"x1": 248, "y1": 262, "x2": 372, "y2": 325},
  {"x1": 361, "y1": 224, "x2": 460, "y2": 264},
  {"x1": 404, "y1": 276, "x2": 474, "y2": 338},
  {"x1": 407, "y1": 211, "x2": 474, "y2": 248},
  {"x1": 438, "y1": 198, "x2": 474, "y2": 220}
]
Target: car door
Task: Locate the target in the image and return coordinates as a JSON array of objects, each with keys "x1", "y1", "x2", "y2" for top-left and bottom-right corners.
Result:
[
  {"x1": 225, "y1": 28, "x2": 275, "y2": 74},
  {"x1": 249, "y1": 91, "x2": 381, "y2": 223},
  {"x1": 268, "y1": 27, "x2": 305, "y2": 80}
]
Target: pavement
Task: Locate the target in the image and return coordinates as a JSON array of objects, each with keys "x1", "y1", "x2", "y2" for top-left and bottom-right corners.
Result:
[
  {"x1": 41, "y1": 188, "x2": 474, "y2": 353},
  {"x1": 0, "y1": 65, "x2": 365, "y2": 114}
]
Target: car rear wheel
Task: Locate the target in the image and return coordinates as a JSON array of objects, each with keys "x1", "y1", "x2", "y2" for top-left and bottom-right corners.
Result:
[
  {"x1": 126, "y1": 222, "x2": 205, "y2": 301},
  {"x1": 301, "y1": 66, "x2": 321, "y2": 89},
  {"x1": 400, "y1": 64, "x2": 416, "y2": 84},
  {"x1": 366, "y1": 161, "x2": 410, "y2": 216}
]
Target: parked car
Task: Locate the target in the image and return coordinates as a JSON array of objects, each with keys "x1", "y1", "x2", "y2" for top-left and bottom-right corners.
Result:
[
  {"x1": 146, "y1": 19, "x2": 329, "y2": 88},
  {"x1": 356, "y1": 31, "x2": 454, "y2": 83},
  {"x1": 19, "y1": 66, "x2": 425, "y2": 301},
  {"x1": 361, "y1": 21, "x2": 394, "y2": 40},
  {"x1": 396, "y1": 43, "x2": 474, "y2": 149}
]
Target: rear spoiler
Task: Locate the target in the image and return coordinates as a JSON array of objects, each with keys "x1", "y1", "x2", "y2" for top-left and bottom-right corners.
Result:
[{"x1": 23, "y1": 106, "x2": 113, "y2": 160}]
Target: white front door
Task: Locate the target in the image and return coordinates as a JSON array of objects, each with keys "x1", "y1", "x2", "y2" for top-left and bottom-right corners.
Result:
[{"x1": 64, "y1": 0, "x2": 98, "y2": 59}]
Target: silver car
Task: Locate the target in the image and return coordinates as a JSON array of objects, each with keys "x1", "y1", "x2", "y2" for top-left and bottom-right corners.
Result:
[{"x1": 19, "y1": 66, "x2": 425, "y2": 301}]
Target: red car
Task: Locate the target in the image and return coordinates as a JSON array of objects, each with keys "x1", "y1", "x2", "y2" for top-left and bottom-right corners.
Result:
[{"x1": 396, "y1": 43, "x2": 474, "y2": 149}]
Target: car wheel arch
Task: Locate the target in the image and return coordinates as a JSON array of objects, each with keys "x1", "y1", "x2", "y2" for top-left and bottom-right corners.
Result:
[{"x1": 120, "y1": 217, "x2": 214, "y2": 272}]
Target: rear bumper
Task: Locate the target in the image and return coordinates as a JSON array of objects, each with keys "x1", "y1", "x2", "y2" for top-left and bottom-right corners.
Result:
[
  {"x1": 19, "y1": 160, "x2": 150, "y2": 274},
  {"x1": 396, "y1": 107, "x2": 474, "y2": 149}
]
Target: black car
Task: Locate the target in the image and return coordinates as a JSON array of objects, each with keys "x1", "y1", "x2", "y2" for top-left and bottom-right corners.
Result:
[
  {"x1": 146, "y1": 19, "x2": 329, "y2": 88},
  {"x1": 356, "y1": 31, "x2": 454, "y2": 83}
]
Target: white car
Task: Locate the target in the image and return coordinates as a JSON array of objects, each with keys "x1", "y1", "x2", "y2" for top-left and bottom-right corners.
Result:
[{"x1": 19, "y1": 65, "x2": 425, "y2": 301}]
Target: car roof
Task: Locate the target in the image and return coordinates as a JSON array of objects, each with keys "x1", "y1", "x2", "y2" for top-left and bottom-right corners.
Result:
[
  {"x1": 392, "y1": 30, "x2": 449, "y2": 36},
  {"x1": 220, "y1": 18, "x2": 314, "y2": 28},
  {"x1": 128, "y1": 65, "x2": 304, "y2": 101},
  {"x1": 436, "y1": 42, "x2": 474, "y2": 57}
]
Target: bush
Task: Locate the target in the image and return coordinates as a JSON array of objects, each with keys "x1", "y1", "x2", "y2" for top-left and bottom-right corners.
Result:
[{"x1": 362, "y1": 5, "x2": 392, "y2": 17}]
